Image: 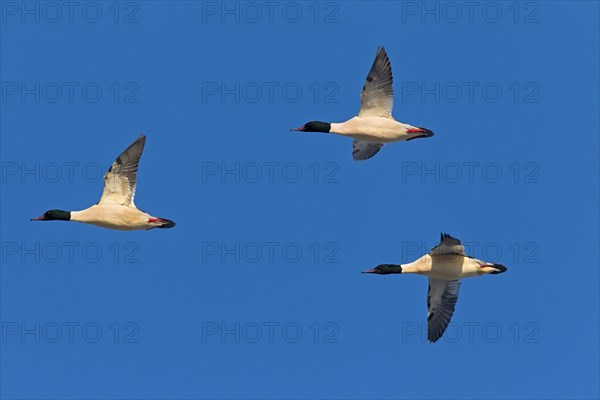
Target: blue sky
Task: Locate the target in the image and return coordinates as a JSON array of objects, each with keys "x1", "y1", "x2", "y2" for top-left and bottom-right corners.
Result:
[{"x1": 1, "y1": 1, "x2": 598, "y2": 399}]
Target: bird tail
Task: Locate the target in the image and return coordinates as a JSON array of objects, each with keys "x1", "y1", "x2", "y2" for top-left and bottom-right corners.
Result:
[{"x1": 155, "y1": 217, "x2": 176, "y2": 229}]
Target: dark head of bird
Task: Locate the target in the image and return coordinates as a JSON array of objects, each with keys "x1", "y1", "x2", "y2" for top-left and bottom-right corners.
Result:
[
  {"x1": 31, "y1": 209, "x2": 71, "y2": 222},
  {"x1": 291, "y1": 121, "x2": 331, "y2": 133},
  {"x1": 362, "y1": 264, "x2": 403, "y2": 274}
]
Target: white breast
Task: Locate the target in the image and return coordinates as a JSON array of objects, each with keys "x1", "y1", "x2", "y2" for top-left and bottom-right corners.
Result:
[
  {"x1": 404, "y1": 254, "x2": 488, "y2": 280},
  {"x1": 71, "y1": 204, "x2": 152, "y2": 231},
  {"x1": 330, "y1": 117, "x2": 409, "y2": 142}
]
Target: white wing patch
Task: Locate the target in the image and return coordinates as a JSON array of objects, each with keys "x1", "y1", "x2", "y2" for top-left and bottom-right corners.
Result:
[
  {"x1": 352, "y1": 140, "x2": 383, "y2": 161},
  {"x1": 358, "y1": 46, "x2": 394, "y2": 119},
  {"x1": 98, "y1": 134, "x2": 146, "y2": 208},
  {"x1": 427, "y1": 278, "x2": 461, "y2": 343}
]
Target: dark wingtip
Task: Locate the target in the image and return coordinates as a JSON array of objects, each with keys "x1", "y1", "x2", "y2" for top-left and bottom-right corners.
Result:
[
  {"x1": 375, "y1": 46, "x2": 388, "y2": 60},
  {"x1": 440, "y1": 232, "x2": 458, "y2": 242},
  {"x1": 428, "y1": 334, "x2": 441, "y2": 343}
]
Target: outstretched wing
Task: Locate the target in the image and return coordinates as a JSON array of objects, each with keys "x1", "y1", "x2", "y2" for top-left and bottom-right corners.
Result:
[
  {"x1": 98, "y1": 134, "x2": 146, "y2": 207},
  {"x1": 427, "y1": 278, "x2": 461, "y2": 343},
  {"x1": 430, "y1": 232, "x2": 465, "y2": 256},
  {"x1": 352, "y1": 140, "x2": 384, "y2": 161},
  {"x1": 358, "y1": 46, "x2": 394, "y2": 118}
]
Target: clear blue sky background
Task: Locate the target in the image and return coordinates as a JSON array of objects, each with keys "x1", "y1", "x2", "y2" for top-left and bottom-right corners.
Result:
[{"x1": 1, "y1": 1, "x2": 598, "y2": 399}]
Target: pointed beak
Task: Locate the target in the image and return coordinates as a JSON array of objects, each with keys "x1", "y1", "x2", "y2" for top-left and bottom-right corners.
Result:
[
  {"x1": 290, "y1": 125, "x2": 306, "y2": 131},
  {"x1": 362, "y1": 268, "x2": 377, "y2": 274},
  {"x1": 31, "y1": 215, "x2": 45, "y2": 221}
]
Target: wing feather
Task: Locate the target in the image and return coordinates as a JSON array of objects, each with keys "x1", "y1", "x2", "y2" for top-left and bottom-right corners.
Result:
[
  {"x1": 427, "y1": 278, "x2": 461, "y2": 343},
  {"x1": 98, "y1": 134, "x2": 146, "y2": 207},
  {"x1": 352, "y1": 140, "x2": 383, "y2": 161},
  {"x1": 430, "y1": 232, "x2": 465, "y2": 256},
  {"x1": 358, "y1": 47, "x2": 394, "y2": 118}
]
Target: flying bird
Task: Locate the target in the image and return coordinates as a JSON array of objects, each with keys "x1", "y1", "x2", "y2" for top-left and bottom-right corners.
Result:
[
  {"x1": 292, "y1": 46, "x2": 434, "y2": 161},
  {"x1": 363, "y1": 233, "x2": 507, "y2": 343},
  {"x1": 32, "y1": 134, "x2": 175, "y2": 231}
]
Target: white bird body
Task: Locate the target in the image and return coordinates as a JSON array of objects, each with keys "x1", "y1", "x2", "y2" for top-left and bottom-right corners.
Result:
[
  {"x1": 330, "y1": 117, "x2": 420, "y2": 143},
  {"x1": 70, "y1": 204, "x2": 157, "y2": 231},
  {"x1": 293, "y1": 47, "x2": 434, "y2": 160},
  {"x1": 32, "y1": 134, "x2": 175, "y2": 231},
  {"x1": 363, "y1": 233, "x2": 507, "y2": 342},
  {"x1": 400, "y1": 253, "x2": 500, "y2": 280}
]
